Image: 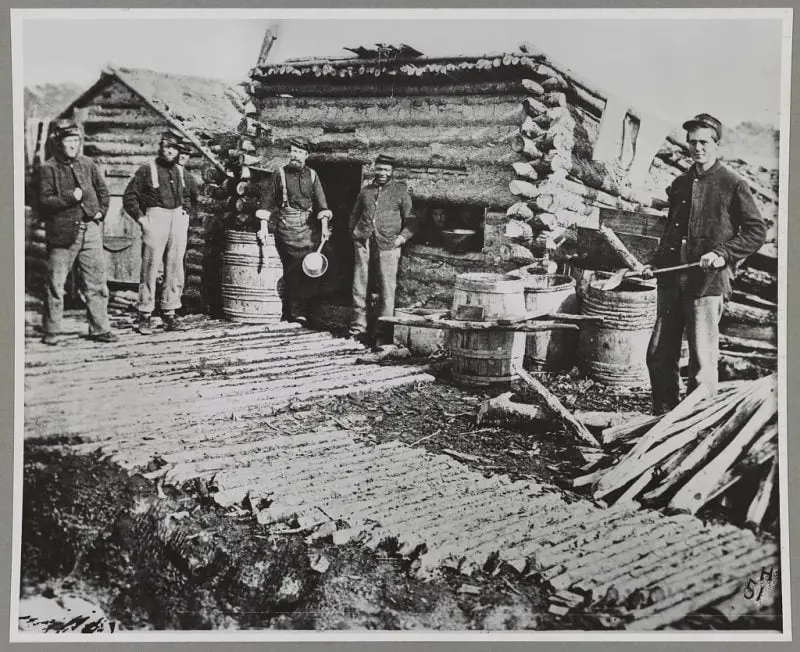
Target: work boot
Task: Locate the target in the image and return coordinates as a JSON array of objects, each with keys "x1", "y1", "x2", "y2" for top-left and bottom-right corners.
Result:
[
  {"x1": 137, "y1": 314, "x2": 153, "y2": 335},
  {"x1": 41, "y1": 333, "x2": 61, "y2": 346},
  {"x1": 89, "y1": 331, "x2": 119, "y2": 343},
  {"x1": 162, "y1": 313, "x2": 189, "y2": 332},
  {"x1": 347, "y1": 327, "x2": 368, "y2": 344}
]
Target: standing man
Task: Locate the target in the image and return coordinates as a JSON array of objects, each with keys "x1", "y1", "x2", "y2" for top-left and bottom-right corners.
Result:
[
  {"x1": 123, "y1": 129, "x2": 191, "y2": 334},
  {"x1": 255, "y1": 137, "x2": 332, "y2": 325},
  {"x1": 645, "y1": 113, "x2": 766, "y2": 414},
  {"x1": 155, "y1": 137, "x2": 199, "y2": 303},
  {"x1": 348, "y1": 154, "x2": 418, "y2": 342},
  {"x1": 37, "y1": 119, "x2": 117, "y2": 345}
]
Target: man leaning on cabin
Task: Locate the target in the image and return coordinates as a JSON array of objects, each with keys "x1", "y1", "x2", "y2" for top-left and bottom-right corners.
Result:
[
  {"x1": 37, "y1": 118, "x2": 118, "y2": 345},
  {"x1": 123, "y1": 128, "x2": 192, "y2": 335},
  {"x1": 643, "y1": 113, "x2": 766, "y2": 415},
  {"x1": 254, "y1": 136, "x2": 333, "y2": 326},
  {"x1": 348, "y1": 154, "x2": 418, "y2": 345}
]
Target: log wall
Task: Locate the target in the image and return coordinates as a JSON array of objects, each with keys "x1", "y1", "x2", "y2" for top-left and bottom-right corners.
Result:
[{"x1": 255, "y1": 93, "x2": 526, "y2": 211}]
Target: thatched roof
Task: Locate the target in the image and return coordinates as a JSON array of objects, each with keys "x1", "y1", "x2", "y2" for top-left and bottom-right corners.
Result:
[{"x1": 106, "y1": 66, "x2": 246, "y2": 137}]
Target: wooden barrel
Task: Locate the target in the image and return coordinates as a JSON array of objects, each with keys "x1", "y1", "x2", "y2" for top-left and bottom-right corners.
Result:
[
  {"x1": 450, "y1": 273, "x2": 526, "y2": 387},
  {"x1": 579, "y1": 278, "x2": 657, "y2": 387},
  {"x1": 221, "y1": 230, "x2": 283, "y2": 323},
  {"x1": 510, "y1": 273, "x2": 578, "y2": 371}
]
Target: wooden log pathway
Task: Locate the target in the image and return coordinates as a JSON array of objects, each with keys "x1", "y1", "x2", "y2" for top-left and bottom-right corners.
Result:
[{"x1": 23, "y1": 301, "x2": 779, "y2": 630}]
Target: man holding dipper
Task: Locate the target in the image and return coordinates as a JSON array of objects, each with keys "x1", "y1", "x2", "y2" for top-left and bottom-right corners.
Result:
[
  {"x1": 255, "y1": 136, "x2": 332, "y2": 325},
  {"x1": 37, "y1": 119, "x2": 117, "y2": 345},
  {"x1": 348, "y1": 154, "x2": 418, "y2": 343},
  {"x1": 644, "y1": 113, "x2": 766, "y2": 414}
]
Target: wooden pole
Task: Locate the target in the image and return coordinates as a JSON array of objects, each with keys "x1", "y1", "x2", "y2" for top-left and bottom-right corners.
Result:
[
  {"x1": 512, "y1": 363, "x2": 600, "y2": 447},
  {"x1": 598, "y1": 224, "x2": 645, "y2": 272}
]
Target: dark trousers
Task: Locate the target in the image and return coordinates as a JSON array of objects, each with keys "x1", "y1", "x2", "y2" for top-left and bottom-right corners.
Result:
[
  {"x1": 351, "y1": 237, "x2": 401, "y2": 334},
  {"x1": 274, "y1": 237, "x2": 321, "y2": 321},
  {"x1": 43, "y1": 221, "x2": 111, "y2": 336},
  {"x1": 646, "y1": 282, "x2": 724, "y2": 414}
]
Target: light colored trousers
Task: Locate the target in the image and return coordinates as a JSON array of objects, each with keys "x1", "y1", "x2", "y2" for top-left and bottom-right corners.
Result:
[
  {"x1": 138, "y1": 206, "x2": 189, "y2": 315},
  {"x1": 351, "y1": 238, "x2": 401, "y2": 332},
  {"x1": 43, "y1": 221, "x2": 111, "y2": 336},
  {"x1": 646, "y1": 282, "x2": 725, "y2": 414}
]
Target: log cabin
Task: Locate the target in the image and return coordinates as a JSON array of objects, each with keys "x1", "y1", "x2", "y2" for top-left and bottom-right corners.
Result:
[
  {"x1": 241, "y1": 43, "x2": 779, "y2": 333},
  {"x1": 23, "y1": 45, "x2": 779, "y2": 349},
  {"x1": 26, "y1": 66, "x2": 247, "y2": 313}
]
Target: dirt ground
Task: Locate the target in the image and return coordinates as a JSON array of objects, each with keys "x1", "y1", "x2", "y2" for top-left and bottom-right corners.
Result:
[{"x1": 19, "y1": 364, "x2": 779, "y2": 632}]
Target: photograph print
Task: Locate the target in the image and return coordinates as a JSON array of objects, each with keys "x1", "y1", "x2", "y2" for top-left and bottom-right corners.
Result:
[{"x1": 12, "y1": 7, "x2": 792, "y2": 641}]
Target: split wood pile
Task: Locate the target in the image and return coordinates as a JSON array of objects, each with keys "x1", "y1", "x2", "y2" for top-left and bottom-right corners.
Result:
[{"x1": 573, "y1": 374, "x2": 779, "y2": 532}]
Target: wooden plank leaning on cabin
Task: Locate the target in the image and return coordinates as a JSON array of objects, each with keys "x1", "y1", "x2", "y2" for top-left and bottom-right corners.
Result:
[
  {"x1": 575, "y1": 227, "x2": 661, "y2": 270},
  {"x1": 598, "y1": 207, "x2": 668, "y2": 239}
]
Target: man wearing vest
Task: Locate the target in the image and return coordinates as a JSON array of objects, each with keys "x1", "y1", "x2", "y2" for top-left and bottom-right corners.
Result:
[
  {"x1": 37, "y1": 119, "x2": 117, "y2": 345},
  {"x1": 255, "y1": 137, "x2": 332, "y2": 325},
  {"x1": 348, "y1": 154, "x2": 418, "y2": 343},
  {"x1": 123, "y1": 129, "x2": 191, "y2": 334}
]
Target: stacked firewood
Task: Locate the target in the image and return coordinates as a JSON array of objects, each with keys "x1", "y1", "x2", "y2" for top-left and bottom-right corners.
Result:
[
  {"x1": 204, "y1": 100, "x2": 271, "y2": 229},
  {"x1": 193, "y1": 103, "x2": 272, "y2": 313},
  {"x1": 572, "y1": 374, "x2": 779, "y2": 531}
]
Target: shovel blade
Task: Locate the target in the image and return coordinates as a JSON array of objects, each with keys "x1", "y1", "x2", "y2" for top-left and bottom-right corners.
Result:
[{"x1": 601, "y1": 268, "x2": 628, "y2": 291}]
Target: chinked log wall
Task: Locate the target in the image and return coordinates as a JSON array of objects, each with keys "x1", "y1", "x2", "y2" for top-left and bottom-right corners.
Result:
[
  {"x1": 256, "y1": 92, "x2": 526, "y2": 208},
  {"x1": 26, "y1": 79, "x2": 229, "y2": 312},
  {"x1": 254, "y1": 87, "x2": 533, "y2": 311}
]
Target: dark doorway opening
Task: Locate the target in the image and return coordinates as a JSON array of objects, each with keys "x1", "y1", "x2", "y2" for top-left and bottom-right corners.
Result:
[{"x1": 306, "y1": 160, "x2": 364, "y2": 302}]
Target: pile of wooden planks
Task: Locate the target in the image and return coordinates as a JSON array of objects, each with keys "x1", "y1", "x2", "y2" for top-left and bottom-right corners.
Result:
[{"x1": 572, "y1": 374, "x2": 779, "y2": 530}]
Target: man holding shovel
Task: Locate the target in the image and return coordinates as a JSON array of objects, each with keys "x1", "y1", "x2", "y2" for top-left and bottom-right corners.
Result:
[
  {"x1": 642, "y1": 113, "x2": 766, "y2": 414},
  {"x1": 255, "y1": 137, "x2": 332, "y2": 326}
]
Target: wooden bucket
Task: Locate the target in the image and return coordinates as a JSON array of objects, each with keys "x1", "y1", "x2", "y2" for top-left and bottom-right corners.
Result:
[
  {"x1": 450, "y1": 273, "x2": 526, "y2": 387},
  {"x1": 579, "y1": 278, "x2": 657, "y2": 387},
  {"x1": 510, "y1": 273, "x2": 578, "y2": 371},
  {"x1": 221, "y1": 230, "x2": 283, "y2": 323}
]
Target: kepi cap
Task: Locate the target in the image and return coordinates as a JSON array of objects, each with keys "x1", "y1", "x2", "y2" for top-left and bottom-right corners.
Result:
[
  {"x1": 160, "y1": 129, "x2": 183, "y2": 147},
  {"x1": 178, "y1": 138, "x2": 194, "y2": 154},
  {"x1": 289, "y1": 136, "x2": 311, "y2": 152},
  {"x1": 375, "y1": 154, "x2": 396, "y2": 166},
  {"x1": 682, "y1": 113, "x2": 722, "y2": 141},
  {"x1": 51, "y1": 118, "x2": 81, "y2": 140}
]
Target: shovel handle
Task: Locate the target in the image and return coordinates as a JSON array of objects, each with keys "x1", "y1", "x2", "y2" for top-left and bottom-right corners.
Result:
[
  {"x1": 638, "y1": 262, "x2": 702, "y2": 278},
  {"x1": 654, "y1": 262, "x2": 702, "y2": 275}
]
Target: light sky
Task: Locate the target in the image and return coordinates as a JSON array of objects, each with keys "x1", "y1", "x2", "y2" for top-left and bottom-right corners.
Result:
[{"x1": 18, "y1": 12, "x2": 786, "y2": 128}]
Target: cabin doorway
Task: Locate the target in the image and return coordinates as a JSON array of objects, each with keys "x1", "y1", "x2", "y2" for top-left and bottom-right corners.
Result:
[{"x1": 306, "y1": 160, "x2": 364, "y2": 301}]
